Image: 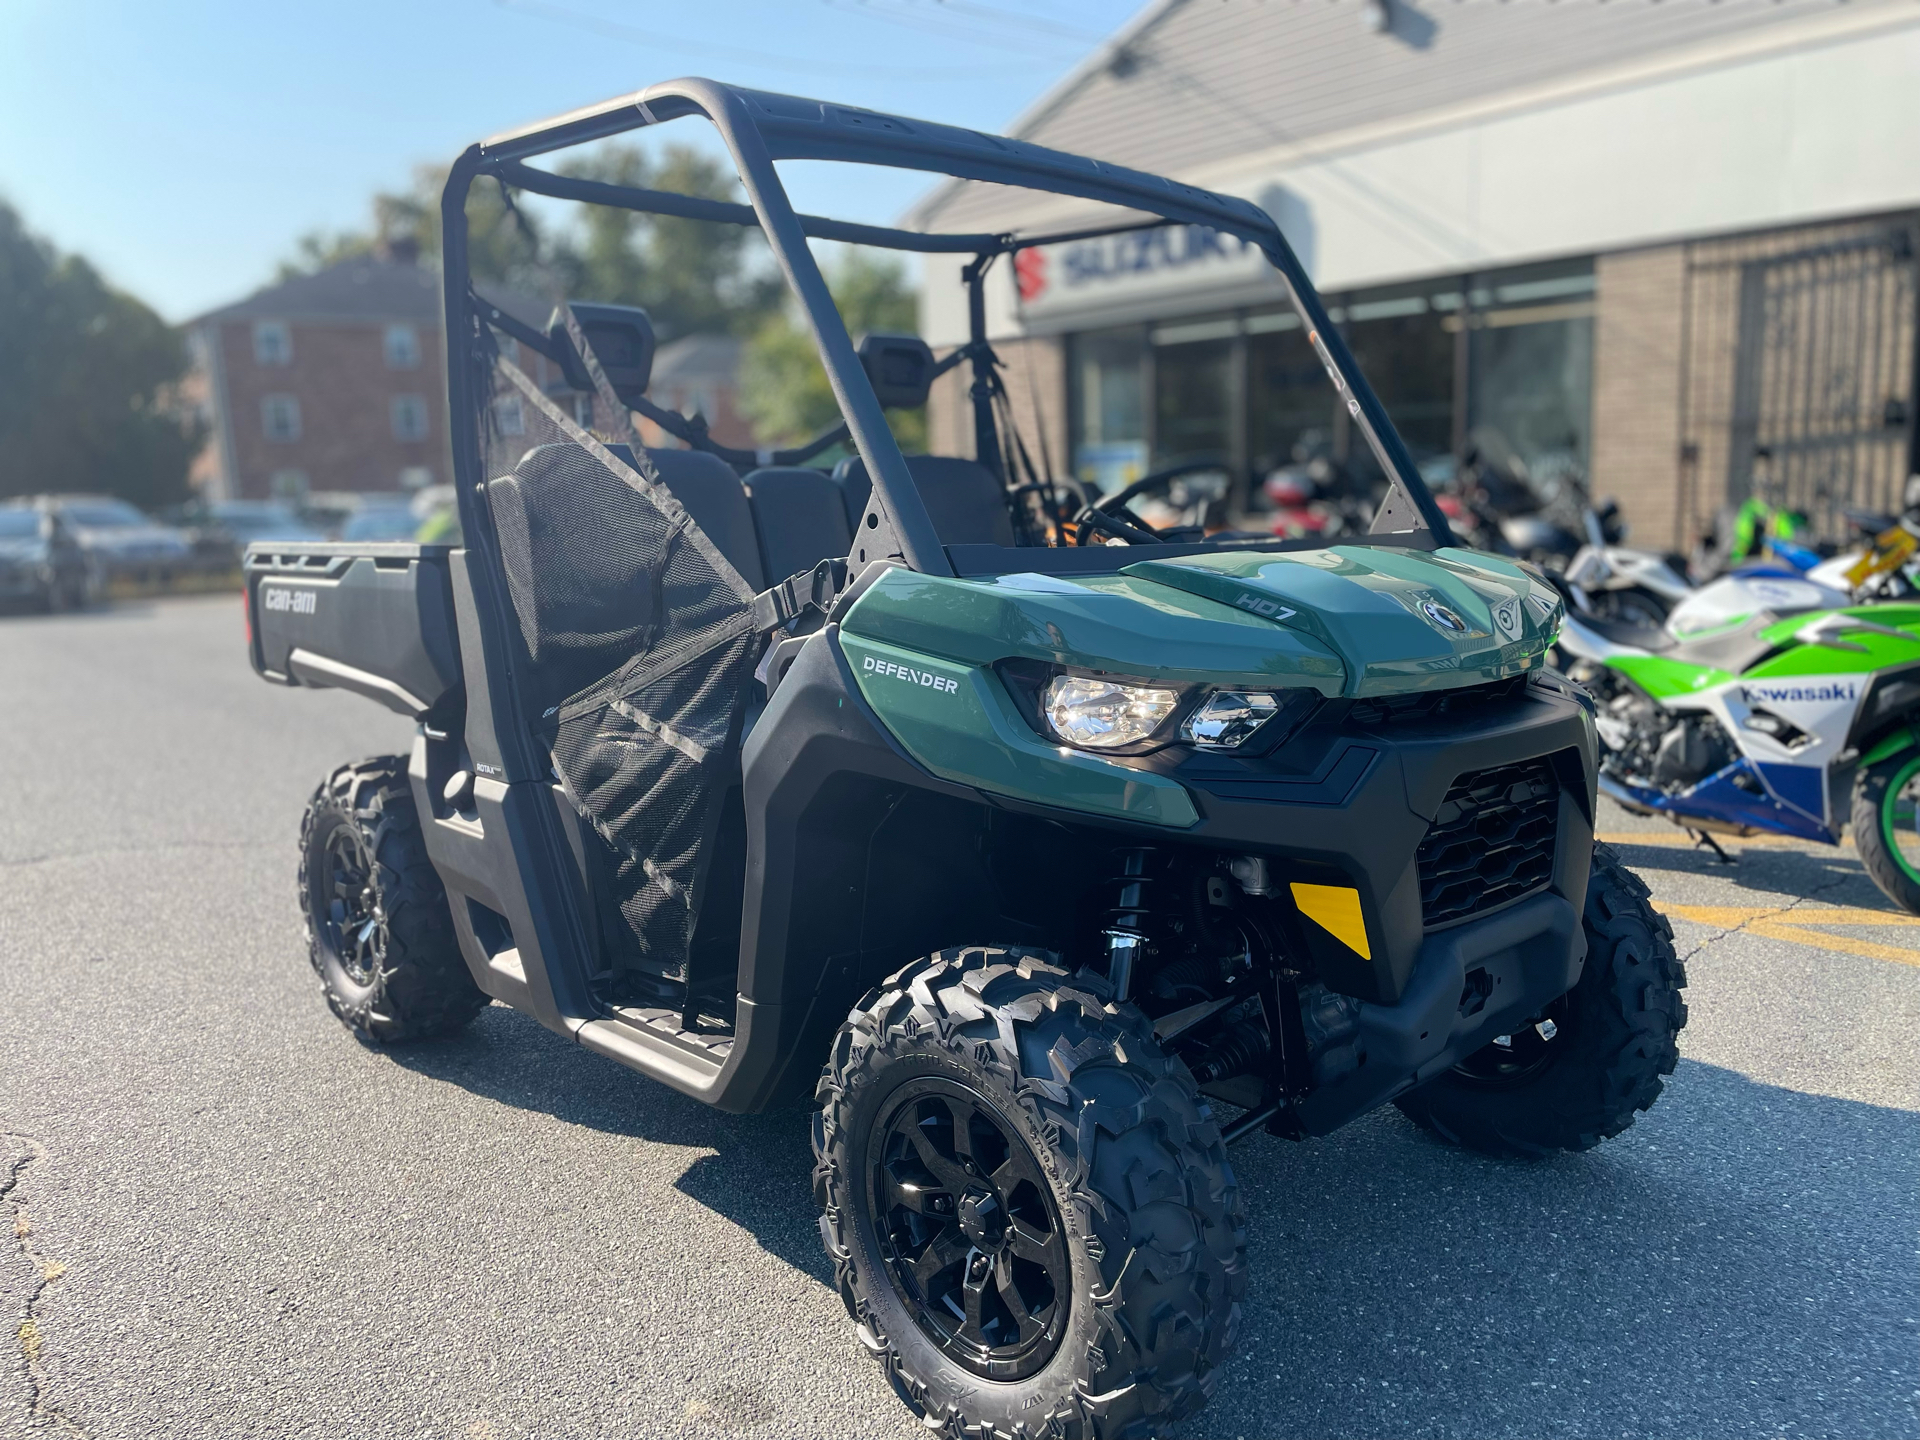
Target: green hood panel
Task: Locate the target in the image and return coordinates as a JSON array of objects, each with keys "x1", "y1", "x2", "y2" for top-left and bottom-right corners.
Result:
[
  {"x1": 1122, "y1": 546, "x2": 1557, "y2": 695},
  {"x1": 840, "y1": 548, "x2": 1556, "y2": 700},
  {"x1": 839, "y1": 632, "x2": 1199, "y2": 828},
  {"x1": 841, "y1": 568, "x2": 1348, "y2": 693}
]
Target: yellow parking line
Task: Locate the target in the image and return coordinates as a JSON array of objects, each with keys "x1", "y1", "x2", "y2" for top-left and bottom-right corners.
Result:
[{"x1": 1659, "y1": 902, "x2": 1920, "y2": 967}]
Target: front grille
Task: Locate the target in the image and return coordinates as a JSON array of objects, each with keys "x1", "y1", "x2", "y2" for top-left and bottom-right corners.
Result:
[
  {"x1": 1346, "y1": 676, "x2": 1528, "y2": 731},
  {"x1": 1416, "y1": 760, "x2": 1559, "y2": 927}
]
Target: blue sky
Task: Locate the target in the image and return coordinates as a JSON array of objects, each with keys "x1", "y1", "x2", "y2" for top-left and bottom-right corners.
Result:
[{"x1": 0, "y1": 0, "x2": 1143, "y2": 321}]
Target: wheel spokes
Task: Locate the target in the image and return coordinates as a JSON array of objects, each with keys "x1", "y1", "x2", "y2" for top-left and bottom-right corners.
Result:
[
  {"x1": 881, "y1": 1164, "x2": 946, "y2": 1216},
  {"x1": 958, "y1": 1257, "x2": 992, "y2": 1347},
  {"x1": 993, "y1": 1251, "x2": 1040, "y2": 1339},
  {"x1": 1005, "y1": 1216, "x2": 1052, "y2": 1266},
  {"x1": 910, "y1": 1230, "x2": 969, "y2": 1294},
  {"x1": 907, "y1": 1121, "x2": 972, "y2": 1193}
]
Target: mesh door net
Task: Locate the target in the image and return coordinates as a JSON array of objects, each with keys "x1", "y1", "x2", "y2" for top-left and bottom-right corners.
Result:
[{"x1": 480, "y1": 313, "x2": 762, "y2": 986}]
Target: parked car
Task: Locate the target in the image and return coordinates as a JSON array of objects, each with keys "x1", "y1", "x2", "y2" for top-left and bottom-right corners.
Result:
[
  {"x1": 168, "y1": 501, "x2": 328, "y2": 571},
  {"x1": 0, "y1": 501, "x2": 95, "y2": 611},
  {"x1": 40, "y1": 495, "x2": 191, "y2": 585},
  {"x1": 339, "y1": 502, "x2": 424, "y2": 543}
]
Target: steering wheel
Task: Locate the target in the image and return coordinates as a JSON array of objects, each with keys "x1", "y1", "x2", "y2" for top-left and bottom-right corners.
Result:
[{"x1": 1073, "y1": 460, "x2": 1231, "y2": 546}]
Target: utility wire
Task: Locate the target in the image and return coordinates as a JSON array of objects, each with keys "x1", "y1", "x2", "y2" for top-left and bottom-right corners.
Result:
[
  {"x1": 494, "y1": 0, "x2": 1061, "y2": 79},
  {"x1": 820, "y1": 0, "x2": 1106, "y2": 51}
]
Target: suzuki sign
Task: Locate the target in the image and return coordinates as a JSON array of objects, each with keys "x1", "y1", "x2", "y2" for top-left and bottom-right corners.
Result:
[{"x1": 1012, "y1": 185, "x2": 1311, "y2": 329}]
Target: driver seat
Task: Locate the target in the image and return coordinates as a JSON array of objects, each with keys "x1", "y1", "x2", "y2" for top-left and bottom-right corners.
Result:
[{"x1": 831, "y1": 455, "x2": 1016, "y2": 548}]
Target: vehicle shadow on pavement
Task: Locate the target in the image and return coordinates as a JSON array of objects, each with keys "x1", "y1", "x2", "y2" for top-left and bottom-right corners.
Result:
[
  {"x1": 1602, "y1": 837, "x2": 1896, "y2": 910},
  {"x1": 1210, "y1": 1058, "x2": 1919, "y2": 1438},
  {"x1": 386, "y1": 1007, "x2": 834, "y2": 1285},
  {"x1": 391, "y1": 1010, "x2": 1919, "y2": 1436}
]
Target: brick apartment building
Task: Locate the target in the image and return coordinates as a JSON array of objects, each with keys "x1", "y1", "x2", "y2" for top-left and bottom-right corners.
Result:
[
  {"x1": 187, "y1": 248, "x2": 544, "y2": 501},
  {"x1": 912, "y1": 0, "x2": 1920, "y2": 550}
]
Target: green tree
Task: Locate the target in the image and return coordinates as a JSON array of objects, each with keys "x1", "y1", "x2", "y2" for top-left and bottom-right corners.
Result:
[
  {"x1": 275, "y1": 144, "x2": 782, "y2": 343},
  {"x1": 550, "y1": 144, "x2": 782, "y2": 340},
  {"x1": 0, "y1": 202, "x2": 202, "y2": 506},
  {"x1": 737, "y1": 248, "x2": 925, "y2": 452},
  {"x1": 278, "y1": 163, "x2": 541, "y2": 291}
]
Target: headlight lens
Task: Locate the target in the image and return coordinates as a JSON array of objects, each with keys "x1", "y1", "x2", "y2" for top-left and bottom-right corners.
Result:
[
  {"x1": 1184, "y1": 690, "x2": 1281, "y2": 749},
  {"x1": 1044, "y1": 675, "x2": 1179, "y2": 749}
]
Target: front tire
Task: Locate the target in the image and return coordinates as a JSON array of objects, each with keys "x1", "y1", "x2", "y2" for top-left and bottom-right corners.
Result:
[
  {"x1": 298, "y1": 756, "x2": 488, "y2": 1042},
  {"x1": 1852, "y1": 751, "x2": 1920, "y2": 916},
  {"x1": 813, "y1": 946, "x2": 1246, "y2": 1439},
  {"x1": 1394, "y1": 844, "x2": 1687, "y2": 1157}
]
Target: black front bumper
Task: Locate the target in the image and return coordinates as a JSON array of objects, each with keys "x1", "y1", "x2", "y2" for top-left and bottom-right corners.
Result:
[
  {"x1": 1139, "y1": 675, "x2": 1599, "y2": 1007},
  {"x1": 1293, "y1": 889, "x2": 1583, "y2": 1135}
]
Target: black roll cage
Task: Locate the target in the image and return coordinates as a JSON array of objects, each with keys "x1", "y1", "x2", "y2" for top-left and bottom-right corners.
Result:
[{"x1": 440, "y1": 76, "x2": 1456, "y2": 580}]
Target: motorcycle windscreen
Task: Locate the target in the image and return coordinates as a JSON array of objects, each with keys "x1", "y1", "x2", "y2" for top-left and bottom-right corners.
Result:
[{"x1": 479, "y1": 334, "x2": 761, "y2": 988}]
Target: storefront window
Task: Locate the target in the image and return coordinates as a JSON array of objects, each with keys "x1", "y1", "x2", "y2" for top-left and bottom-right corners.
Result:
[
  {"x1": 1063, "y1": 258, "x2": 1594, "y2": 520},
  {"x1": 1246, "y1": 312, "x2": 1326, "y2": 475},
  {"x1": 1466, "y1": 264, "x2": 1595, "y2": 487},
  {"x1": 1153, "y1": 331, "x2": 1234, "y2": 469},
  {"x1": 1343, "y1": 284, "x2": 1457, "y2": 465},
  {"x1": 1072, "y1": 327, "x2": 1149, "y2": 492}
]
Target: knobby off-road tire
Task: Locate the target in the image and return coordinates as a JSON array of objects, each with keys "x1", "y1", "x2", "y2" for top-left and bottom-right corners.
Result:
[
  {"x1": 813, "y1": 946, "x2": 1246, "y2": 1440},
  {"x1": 1851, "y1": 751, "x2": 1920, "y2": 916},
  {"x1": 1394, "y1": 843, "x2": 1688, "y2": 1158},
  {"x1": 298, "y1": 756, "x2": 488, "y2": 1043}
]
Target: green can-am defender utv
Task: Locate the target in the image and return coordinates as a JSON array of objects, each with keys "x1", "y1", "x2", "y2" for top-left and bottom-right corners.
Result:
[{"x1": 243, "y1": 80, "x2": 1686, "y2": 1439}]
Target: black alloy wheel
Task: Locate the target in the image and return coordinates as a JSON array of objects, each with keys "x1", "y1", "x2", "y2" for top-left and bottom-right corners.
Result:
[
  {"x1": 867, "y1": 1078, "x2": 1071, "y2": 1381},
  {"x1": 297, "y1": 757, "x2": 487, "y2": 1043},
  {"x1": 318, "y1": 823, "x2": 385, "y2": 986},
  {"x1": 1449, "y1": 997, "x2": 1569, "y2": 1087}
]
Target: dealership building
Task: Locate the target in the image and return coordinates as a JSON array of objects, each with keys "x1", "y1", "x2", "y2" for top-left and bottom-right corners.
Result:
[{"x1": 910, "y1": 0, "x2": 1920, "y2": 549}]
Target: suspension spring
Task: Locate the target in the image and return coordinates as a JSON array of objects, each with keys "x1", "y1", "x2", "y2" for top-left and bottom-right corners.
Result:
[{"x1": 1101, "y1": 846, "x2": 1167, "y2": 1005}]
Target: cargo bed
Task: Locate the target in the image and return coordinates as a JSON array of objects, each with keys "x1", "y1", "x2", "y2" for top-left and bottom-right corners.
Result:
[{"x1": 244, "y1": 542, "x2": 462, "y2": 720}]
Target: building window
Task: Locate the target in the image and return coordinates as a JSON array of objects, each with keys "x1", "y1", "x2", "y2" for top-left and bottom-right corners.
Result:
[
  {"x1": 1246, "y1": 308, "x2": 1326, "y2": 476},
  {"x1": 1462, "y1": 262, "x2": 1596, "y2": 484},
  {"x1": 384, "y1": 324, "x2": 421, "y2": 370},
  {"x1": 573, "y1": 394, "x2": 594, "y2": 429},
  {"x1": 269, "y1": 468, "x2": 309, "y2": 499},
  {"x1": 494, "y1": 396, "x2": 525, "y2": 437},
  {"x1": 1071, "y1": 327, "x2": 1149, "y2": 493},
  {"x1": 253, "y1": 320, "x2": 291, "y2": 366},
  {"x1": 392, "y1": 394, "x2": 430, "y2": 442},
  {"x1": 1343, "y1": 282, "x2": 1458, "y2": 465},
  {"x1": 261, "y1": 393, "x2": 301, "y2": 442}
]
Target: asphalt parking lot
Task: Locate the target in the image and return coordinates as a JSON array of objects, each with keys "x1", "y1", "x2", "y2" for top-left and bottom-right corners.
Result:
[{"x1": 3, "y1": 595, "x2": 1916, "y2": 1440}]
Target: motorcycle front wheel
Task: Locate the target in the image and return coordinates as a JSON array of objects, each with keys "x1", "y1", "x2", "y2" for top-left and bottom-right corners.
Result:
[{"x1": 1852, "y1": 751, "x2": 1920, "y2": 915}]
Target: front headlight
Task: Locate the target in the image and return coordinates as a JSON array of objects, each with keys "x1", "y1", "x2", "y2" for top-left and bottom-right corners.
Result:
[
  {"x1": 1044, "y1": 675, "x2": 1179, "y2": 749},
  {"x1": 1183, "y1": 690, "x2": 1281, "y2": 749}
]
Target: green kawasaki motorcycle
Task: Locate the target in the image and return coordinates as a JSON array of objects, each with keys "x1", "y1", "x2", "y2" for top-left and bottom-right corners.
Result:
[{"x1": 1555, "y1": 545, "x2": 1920, "y2": 912}]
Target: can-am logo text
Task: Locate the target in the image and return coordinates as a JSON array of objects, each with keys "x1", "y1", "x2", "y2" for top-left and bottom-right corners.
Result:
[{"x1": 261, "y1": 587, "x2": 316, "y2": 616}]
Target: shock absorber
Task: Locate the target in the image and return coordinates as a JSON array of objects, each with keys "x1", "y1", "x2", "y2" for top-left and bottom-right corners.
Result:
[{"x1": 1101, "y1": 847, "x2": 1166, "y2": 1004}]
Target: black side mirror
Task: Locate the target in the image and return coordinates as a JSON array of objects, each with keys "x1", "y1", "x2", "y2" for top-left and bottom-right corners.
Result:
[
  {"x1": 546, "y1": 303, "x2": 657, "y2": 407},
  {"x1": 857, "y1": 333, "x2": 934, "y2": 410}
]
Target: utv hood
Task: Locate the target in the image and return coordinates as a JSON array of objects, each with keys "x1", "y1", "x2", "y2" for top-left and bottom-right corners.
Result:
[
  {"x1": 1121, "y1": 546, "x2": 1562, "y2": 696},
  {"x1": 839, "y1": 546, "x2": 1560, "y2": 698}
]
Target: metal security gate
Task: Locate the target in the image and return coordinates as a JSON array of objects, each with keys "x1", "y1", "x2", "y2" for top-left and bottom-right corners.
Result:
[{"x1": 1678, "y1": 217, "x2": 1919, "y2": 541}]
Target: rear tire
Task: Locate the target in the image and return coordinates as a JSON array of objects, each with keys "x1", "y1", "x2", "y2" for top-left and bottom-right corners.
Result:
[
  {"x1": 1394, "y1": 843, "x2": 1687, "y2": 1157},
  {"x1": 813, "y1": 946, "x2": 1245, "y2": 1439},
  {"x1": 298, "y1": 756, "x2": 488, "y2": 1043},
  {"x1": 1852, "y1": 751, "x2": 1920, "y2": 916}
]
